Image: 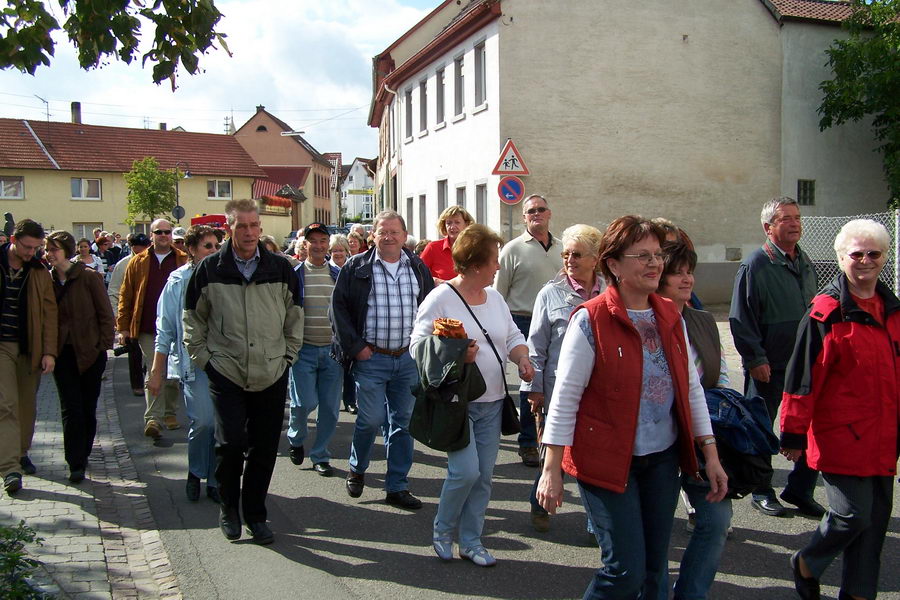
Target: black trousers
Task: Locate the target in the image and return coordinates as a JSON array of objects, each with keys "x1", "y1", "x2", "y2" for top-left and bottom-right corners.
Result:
[
  {"x1": 53, "y1": 345, "x2": 107, "y2": 471},
  {"x1": 745, "y1": 368, "x2": 819, "y2": 500},
  {"x1": 207, "y1": 364, "x2": 288, "y2": 524},
  {"x1": 127, "y1": 338, "x2": 144, "y2": 391}
]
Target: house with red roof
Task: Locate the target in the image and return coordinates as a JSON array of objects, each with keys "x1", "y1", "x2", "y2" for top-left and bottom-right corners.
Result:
[
  {"x1": 0, "y1": 109, "x2": 267, "y2": 240},
  {"x1": 369, "y1": 0, "x2": 890, "y2": 302}
]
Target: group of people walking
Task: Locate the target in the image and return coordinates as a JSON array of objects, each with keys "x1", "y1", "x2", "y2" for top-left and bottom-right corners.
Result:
[{"x1": 0, "y1": 191, "x2": 896, "y2": 599}]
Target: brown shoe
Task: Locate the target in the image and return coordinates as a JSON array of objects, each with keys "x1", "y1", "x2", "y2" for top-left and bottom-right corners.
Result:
[
  {"x1": 164, "y1": 416, "x2": 180, "y2": 430},
  {"x1": 144, "y1": 420, "x2": 162, "y2": 439},
  {"x1": 518, "y1": 447, "x2": 540, "y2": 468},
  {"x1": 530, "y1": 508, "x2": 550, "y2": 533}
]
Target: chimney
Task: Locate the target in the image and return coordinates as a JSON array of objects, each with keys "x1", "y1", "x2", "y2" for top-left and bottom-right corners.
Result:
[
  {"x1": 159, "y1": 123, "x2": 167, "y2": 130},
  {"x1": 71, "y1": 101, "x2": 82, "y2": 124},
  {"x1": 256, "y1": 105, "x2": 265, "y2": 113}
]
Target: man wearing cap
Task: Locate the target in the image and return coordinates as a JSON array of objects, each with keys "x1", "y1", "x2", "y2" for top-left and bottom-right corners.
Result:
[
  {"x1": 117, "y1": 219, "x2": 187, "y2": 438},
  {"x1": 108, "y1": 233, "x2": 151, "y2": 396},
  {"x1": 286, "y1": 223, "x2": 342, "y2": 476},
  {"x1": 172, "y1": 227, "x2": 186, "y2": 254}
]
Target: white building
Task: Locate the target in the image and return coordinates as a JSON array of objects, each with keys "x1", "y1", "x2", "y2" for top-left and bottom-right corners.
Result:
[
  {"x1": 368, "y1": 0, "x2": 890, "y2": 301},
  {"x1": 340, "y1": 158, "x2": 375, "y2": 222}
]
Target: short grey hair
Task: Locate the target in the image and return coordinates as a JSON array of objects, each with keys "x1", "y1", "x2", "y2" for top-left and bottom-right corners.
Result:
[
  {"x1": 405, "y1": 234, "x2": 418, "y2": 251},
  {"x1": 329, "y1": 233, "x2": 350, "y2": 254},
  {"x1": 760, "y1": 196, "x2": 799, "y2": 227},
  {"x1": 373, "y1": 210, "x2": 406, "y2": 232},
  {"x1": 834, "y1": 219, "x2": 890, "y2": 258},
  {"x1": 224, "y1": 199, "x2": 259, "y2": 226}
]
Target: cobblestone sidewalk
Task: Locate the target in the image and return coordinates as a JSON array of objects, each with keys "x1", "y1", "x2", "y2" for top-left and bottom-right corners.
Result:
[{"x1": 0, "y1": 364, "x2": 181, "y2": 599}]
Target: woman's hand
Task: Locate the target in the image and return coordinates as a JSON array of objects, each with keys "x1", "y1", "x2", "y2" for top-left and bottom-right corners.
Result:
[
  {"x1": 528, "y1": 392, "x2": 545, "y2": 414},
  {"x1": 703, "y1": 457, "x2": 729, "y2": 503},
  {"x1": 464, "y1": 340, "x2": 479, "y2": 363},
  {"x1": 518, "y1": 356, "x2": 534, "y2": 382},
  {"x1": 781, "y1": 448, "x2": 802, "y2": 462},
  {"x1": 536, "y1": 468, "x2": 564, "y2": 514}
]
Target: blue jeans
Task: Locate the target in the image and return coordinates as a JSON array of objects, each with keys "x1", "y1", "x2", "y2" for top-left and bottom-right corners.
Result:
[
  {"x1": 578, "y1": 445, "x2": 680, "y2": 600},
  {"x1": 287, "y1": 344, "x2": 343, "y2": 464},
  {"x1": 434, "y1": 399, "x2": 502, "y2": 549},
  {"x1": 349, "y1": 352, "x2": 417, "y2": 493},
  {"x1": 511, "y1": 314, "x2": 537, "y2": 448},
  {"x1": 672, "y1": 476, "x2": 733, "y2": 600},
  {"x1": 182, "y1": 370, "x2": 216, "y2": 487}
]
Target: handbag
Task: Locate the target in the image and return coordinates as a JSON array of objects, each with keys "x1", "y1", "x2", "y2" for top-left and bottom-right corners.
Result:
[{"x1": 447, "y1": 284, "x2": 521, "y2": 436}]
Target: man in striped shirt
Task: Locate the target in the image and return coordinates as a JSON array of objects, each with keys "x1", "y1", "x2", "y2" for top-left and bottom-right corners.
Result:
[{"x1": 286, "y1": 223, "x2": 342, "y2": 477}]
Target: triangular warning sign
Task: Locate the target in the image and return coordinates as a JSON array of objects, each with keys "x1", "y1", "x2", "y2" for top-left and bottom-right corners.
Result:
[{"x1": 491, "y1": 139, "x2": 530, "y2": 176}]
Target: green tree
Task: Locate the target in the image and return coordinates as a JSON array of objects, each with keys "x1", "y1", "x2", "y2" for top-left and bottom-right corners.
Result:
[
  {"x1": 0, "y1": 0, "x2": 229, "y2": 88},
  {"x1": 818, "y1": 0, "x2": 900, "y2": 206},
  {"x1": 123, "y1": 156, "x2": 178, "y2": 225}
]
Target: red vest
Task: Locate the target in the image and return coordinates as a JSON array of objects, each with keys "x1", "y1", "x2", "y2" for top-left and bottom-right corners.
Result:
[{"x1": 561, "y1": 287, "x2": 700, "y2": 492}]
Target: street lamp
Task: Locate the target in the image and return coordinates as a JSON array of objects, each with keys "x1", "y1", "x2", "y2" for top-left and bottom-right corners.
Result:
[{"x1": 173, "y1": 161, "x2": 191, "y2": 223}]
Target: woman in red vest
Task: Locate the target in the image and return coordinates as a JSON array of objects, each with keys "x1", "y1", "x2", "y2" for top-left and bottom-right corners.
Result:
[{"x1": 536, "y1": 216, "x2": 727, "y2": 599}]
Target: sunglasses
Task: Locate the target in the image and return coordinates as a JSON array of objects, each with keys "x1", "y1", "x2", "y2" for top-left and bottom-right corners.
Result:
[
  {"x1": 152, "y1": 229, "x2": 172, "y2": 235},
  {"x1": 201, "y1": 242, "x2": 221, "y2": 250},
  {"x1": 847, "y1": 250, "x2": 883, "y2": 262},
  {"x1": 524, "y1": 206, "x2": 548, "y2": 216},
  {"x1": 561, "y1": 251, "x2": 585, "y2": 260}
]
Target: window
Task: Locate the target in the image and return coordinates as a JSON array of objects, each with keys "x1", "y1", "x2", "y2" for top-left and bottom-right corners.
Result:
[
  {"x1": 419, "y1": 79, "x2": 427, "y2": 132},
  {"x1": 476, "y1": 184, "x2": 487, "y2": 224},
  {"x1": 73, "y1": 222, "x2": 103, "y2": 240},
  {"x1": 436, "y1": 68, "x2": 446, "y2": 124},
  {"x1": 418, "y1": 195, "x2": 427, "y2": 240},
  {"x1": 0, "y1": 176, "x2": 23, "y2": 199},
  {"x1": 456, "y1": 185, "x2": 466, "y2": 207},
  {"x1": 71, "y1": 178, "x2": 101, "y2": 200},
  {"x1": 130, "y1": 222, "x2": 151, "y2": 236},
  {"x1": 363, "y1": 195, "x2": 373, "y2": 220},
  {"x1": 406, "y1": 197, "x2": 414, "y2": 230},
  {"x1": 474, "y1": 42, "x2": 486, "y2": 106},
  {"x1": 390, "y1": 102, "x2": 397, "y2": 153},
  {"x1": 454, "y1": 56, "x2": 465, "y2": 116},
  {"x1": 207, "y1": 179, "x2": 232, "y2": 199},
  {"x1": 404, "y1": 88, "x2": 413, "y2": 139},
  {"x1": 797, "y1": 179, "x2": 816, "y2": 206},
  {"x1": 256, "y1": 125, "x2": 267, "y2": 132},
  {"x1": 438, "y1": 180, "x2": 448, "y2": 216}
]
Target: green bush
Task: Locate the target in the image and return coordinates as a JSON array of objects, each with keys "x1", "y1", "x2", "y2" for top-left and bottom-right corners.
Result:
[{"x1": 0, "y1": 521, "x2": 53, "y2": 599}]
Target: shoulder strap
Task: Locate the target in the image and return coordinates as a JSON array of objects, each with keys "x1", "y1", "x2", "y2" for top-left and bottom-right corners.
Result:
[{"x1": 447, "y1": 283, "x2": 509, "y2": 396}]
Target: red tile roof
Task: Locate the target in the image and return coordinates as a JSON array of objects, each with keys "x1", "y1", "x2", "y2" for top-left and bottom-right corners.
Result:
[
  {"x1": 763, "y1": 0, "x2": 852, "y2": 24},
  {"x1": 0, "y1": 118, "x2": 265, "y2": 177}
]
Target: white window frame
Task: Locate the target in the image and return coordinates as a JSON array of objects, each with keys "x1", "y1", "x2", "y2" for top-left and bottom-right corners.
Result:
[
  {"x1": 419, "y1": 79, "x2": 428, "y2": 133},
  {"x1": 418, "y1": 195, "x2": 427, "y2": 240},
  {"x1": 404, "y1": 88, "x2": 413, "y2": 140},
  {"x1": 207, "y1": 179, "x2": 232, "y2": 200},
  {"x1": 456, "y1": 185, "x2": 466, "y2": 207},
  {"x1": 0, "y1": 175, "x2": 24, "y2": 199},
  {"x1": 437, "y1": 179, "x2": 448, "y2": 216},
  {"x1": 475, "y1": 183, "x2": 487, "y2": 225},
  {"x1": 454, "y1": 55, "x2": 465, "y2": 117},
  {"x1": 474, "y1": 41, "x2": 487, "y2": 107},
  {"x1": 71, "y1": 177, "x2": 102, "y2": 201},
  {"x1": 72, "y1": 222, "x2": 103, "y2": 240},
  {"x1": 435, "y1": 66, "x2": 446, "y2": 126}
]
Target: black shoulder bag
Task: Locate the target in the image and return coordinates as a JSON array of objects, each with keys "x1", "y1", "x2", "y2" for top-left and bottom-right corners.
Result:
[{"x1": 447, "y1": 284, "x2": 521, "y2": 435}]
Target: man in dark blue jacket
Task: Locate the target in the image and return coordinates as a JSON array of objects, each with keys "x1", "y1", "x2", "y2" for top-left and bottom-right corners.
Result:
[{"x1": 330, "y1": 210, "x2": 434, "y2": 509}]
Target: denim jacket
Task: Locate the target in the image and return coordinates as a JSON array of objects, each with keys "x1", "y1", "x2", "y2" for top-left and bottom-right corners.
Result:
[{"x1": 155, "y1": 263, "x2": 195, "y2": 382}]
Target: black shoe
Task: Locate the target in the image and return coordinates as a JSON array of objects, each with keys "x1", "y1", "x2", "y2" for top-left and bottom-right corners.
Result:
[
  {"x1": 4, "y1": 472, "x2": 22, "y2": 496},
  {"x1": 750, "y1": 496, "x2": 787, "y2": 517},
  {"x1": 206, "y1": 486, "x2": 221, "y2": 504},
  {"x1": 790, "y1": 552, "x2": 820, "y2": 600},
  {"x1": 68, "y1": 468, "x2": 85, "y2": 483},
  {"x1": 348, "y1": 405, "x2": 358, "y2": 415},
  {"x1": 289, "y1": 445, "x2": 304, "y2": 466},
  {"x1": 186, "y1": 473, "x2": 201, "y2": 502},
  {"x1": 780, "y1": 490, "x2": 826, "y2": 518},
  {"x1": 313, "y1": 462, "x2": 334, "y2": 477},
  {"x1": 246, "y1": 521, "x2": 274, "y2": 545},
  {"x1": 385, "y1": 490, "x2": 423, "y2": 510},
  {"x1": 219, "y1": 507, "x2": 241, "y2": 541},
  {"x1": 19, "y1": 456, "x2": 36, "y2": 475},
  {"x1": 518, "y1": 447, "x2": 540, "y2": 468},
  {"x1": 346, "y1": 471, "x2": 364, "y2": 498}
]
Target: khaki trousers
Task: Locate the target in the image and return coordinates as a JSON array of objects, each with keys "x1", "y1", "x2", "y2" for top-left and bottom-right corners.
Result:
[
  {"x1": 137, "y1": 333, "x2": 180, "y2": 424},
  {"x1": 0, "y1": 341, "x2": 41, "y2": 477}
]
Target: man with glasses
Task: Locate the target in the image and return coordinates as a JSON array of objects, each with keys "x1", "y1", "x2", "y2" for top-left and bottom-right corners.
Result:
[
  {"x1": 330, "y1": 210, "x2": 434, "y2": 509},
  {"x1": 730, "y1": 196, "x2": 821, "y2": 518},
  {"x1": 117, "y1": 218, "x2": 187, "y2": 438},
  {"x1": 0, "y1": 219, "x2": 57, "y2": 495},
  {"x1": 494, "y1": 195, "x2": 562, "y2": 468}
]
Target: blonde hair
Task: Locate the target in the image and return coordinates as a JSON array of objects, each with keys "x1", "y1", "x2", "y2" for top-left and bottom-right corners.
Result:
[{"x1": 436, "y1": 205, "x2": 474, "y2": 237}]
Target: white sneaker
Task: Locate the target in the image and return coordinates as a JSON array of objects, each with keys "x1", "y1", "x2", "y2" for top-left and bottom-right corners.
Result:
[
  {"x1": 460, "y1": 545, "x2": 496, "y2": 567},
  {"x1": 433, "y1": 534, "x2": 453, "y2": 561}
]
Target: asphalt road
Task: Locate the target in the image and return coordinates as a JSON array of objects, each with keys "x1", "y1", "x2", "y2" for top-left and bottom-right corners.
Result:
[{"x1": 110, "y1": 323, "x2": 900, "y2": 600}]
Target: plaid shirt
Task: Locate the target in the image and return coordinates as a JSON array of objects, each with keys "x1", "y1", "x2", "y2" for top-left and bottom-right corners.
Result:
[{"x1": 364, "y1": 251, "x2": 419, "y2": 350}]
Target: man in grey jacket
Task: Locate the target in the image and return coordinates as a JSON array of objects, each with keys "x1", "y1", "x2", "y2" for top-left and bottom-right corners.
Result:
[{"x1": 184, "y1": 199, "x2": 303, "y2": 545}]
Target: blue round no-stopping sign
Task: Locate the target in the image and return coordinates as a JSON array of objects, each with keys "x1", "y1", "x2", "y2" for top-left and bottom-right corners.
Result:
[{"x1": 498, "y1": 176, "x2": 525, "y2": 205}]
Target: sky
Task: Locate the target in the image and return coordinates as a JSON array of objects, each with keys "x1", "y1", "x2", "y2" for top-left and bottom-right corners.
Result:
[{"x1": 0, "y1": 0, "x2": 440, "y2": 162}]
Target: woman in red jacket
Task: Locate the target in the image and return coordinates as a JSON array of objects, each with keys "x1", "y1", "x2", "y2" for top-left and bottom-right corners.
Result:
[
  {"x1": 537, "y1": 216, "x2": 726, "y2": 599},
  {"x1": 781, "y1": 219, "x2": 899, "y2": 600},
  {"x1": 419, "y1": 205, "x2": 474, "y2": 284}
]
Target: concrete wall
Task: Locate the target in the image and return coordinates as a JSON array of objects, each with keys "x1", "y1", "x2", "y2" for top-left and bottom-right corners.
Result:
[
  {"x1": 498, "y1": 0, "x2": 784, "y2": 266},
  {"x1": 780, "y1": 22, "x2": 890, "y2": 215},
  {"x1": 0, "y1": 168, "x2": 253, "y2": 236}
]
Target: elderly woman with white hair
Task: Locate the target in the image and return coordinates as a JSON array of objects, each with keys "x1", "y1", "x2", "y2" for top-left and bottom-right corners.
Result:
[
  {"x1": 521, "y1": 223, "x2": 606, "y2": 533},
  {"x1": 781, "y1": 219, "x2": 899, "y2": 600}
]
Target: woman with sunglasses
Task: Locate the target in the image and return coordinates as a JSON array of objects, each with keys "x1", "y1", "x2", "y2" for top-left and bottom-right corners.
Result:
[
  {"x1": 781, "y1": 219, "x2": 899, "y2": 600},
  {"x1": 537, "y1": 215, "x2": 726, "y2": 599},
  {"x1": 148, "y1": 225, "x2": 223, "y2": 503}
]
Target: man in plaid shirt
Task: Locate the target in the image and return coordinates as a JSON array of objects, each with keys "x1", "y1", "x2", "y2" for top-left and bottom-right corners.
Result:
[{"x1": 330, "y1": 210, "x2": 435, "y2": 509}]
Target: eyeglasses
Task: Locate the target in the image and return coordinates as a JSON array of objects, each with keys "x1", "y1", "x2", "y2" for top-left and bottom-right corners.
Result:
[
  {"x1": 152, "y1": 229, "x2": 172, "y2": 235},
  {"x1": 847, "y1": 250, "x2": 883, "y2": 262},
  {"x1": 524, "y1": 206, "x2": 548, "y2": 216},
  {"x1": 201, "y1": 242, "x2": 221, "y2": 250},
  {"x1": 561, "y1": 251, "x2": 585, "y2": 260},
  {"x1": 622, "y1": 251, "x2": 665, "y2": 265},
  {"x1": 375, "y1": 230, "x2": 404, "y2": 238}
]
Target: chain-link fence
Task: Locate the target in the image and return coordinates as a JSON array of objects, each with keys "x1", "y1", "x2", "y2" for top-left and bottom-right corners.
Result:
[{"x1": 801, "y1": 210, "x2": 899, "y2": 293}]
